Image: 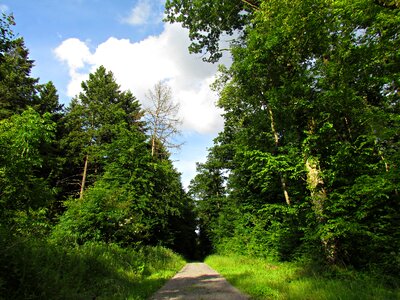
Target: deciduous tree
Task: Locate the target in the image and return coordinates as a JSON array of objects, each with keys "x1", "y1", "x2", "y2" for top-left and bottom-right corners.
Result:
[{"x1": 145, "y1": 81, "x2": 182, "y2": 158}]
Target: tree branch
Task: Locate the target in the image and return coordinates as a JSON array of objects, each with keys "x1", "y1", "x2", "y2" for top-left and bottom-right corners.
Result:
[{"x1": 241, "y1": 0, "x2": 259, "y2": 10}]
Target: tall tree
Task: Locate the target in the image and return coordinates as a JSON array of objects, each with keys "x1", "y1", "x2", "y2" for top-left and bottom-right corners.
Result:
[
  {"x1": 61, "y1": 66, "x2": 143, "y2": 198},
  {"x1": 189, "y1": 152, "x2": 227, "y2": 257},
  {"x1": 170, "y1": 0, "x2": 400, "y2": 270},
  {"x1": 0, "y1": 14, "x2": 38, "y2": 119},
  {"x1": 145, "y1": 81, "x2": 182, "y2": 158}
]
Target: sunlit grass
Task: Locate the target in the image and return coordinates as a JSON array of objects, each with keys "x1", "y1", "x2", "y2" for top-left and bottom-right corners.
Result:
[
  {"x1": 0, "y1": 237, "x2": 185, "y2": 299},
  {"x1": 205, "y1": 255, "x2": 399, "y2": 300}
]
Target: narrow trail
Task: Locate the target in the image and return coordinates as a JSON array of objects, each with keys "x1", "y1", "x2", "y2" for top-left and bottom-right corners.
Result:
[{"x1": 149, "y1": 262, "x2": 249, "y2": 300}]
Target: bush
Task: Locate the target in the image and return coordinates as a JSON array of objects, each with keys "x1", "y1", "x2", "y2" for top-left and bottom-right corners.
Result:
[{"x1": 0, "y1": 232, "x2": 185, "y2": 299}]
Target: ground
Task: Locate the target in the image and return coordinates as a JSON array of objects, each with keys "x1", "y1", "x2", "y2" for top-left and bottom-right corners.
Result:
[{"x1": 150, "y1": 263, "x2": 249, "y2": 300}]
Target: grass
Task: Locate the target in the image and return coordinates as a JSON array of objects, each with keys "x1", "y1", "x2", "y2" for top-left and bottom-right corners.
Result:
[
  {"x1": 0, "y1": 237, "x2": 185, "y2": 299},
  {"x1": 205, "y1": 254, "x2": 400, "y2": 300}
]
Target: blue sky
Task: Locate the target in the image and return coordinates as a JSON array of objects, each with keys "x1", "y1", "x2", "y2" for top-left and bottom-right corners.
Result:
[{"x1": 1, "y1": 0, "x2": 229, "y2": 188}]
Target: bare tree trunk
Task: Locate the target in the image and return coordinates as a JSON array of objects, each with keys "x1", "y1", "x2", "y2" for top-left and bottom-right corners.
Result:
[
  {"x1": 267, "y1": 105, "x2": 291, "y2": 206},
  {"x1": 80, "y1": 154, "x2": 89, "y2": 199},
  {"x1": 151, "y1": 136, "x2": 156, "y2": 157}
]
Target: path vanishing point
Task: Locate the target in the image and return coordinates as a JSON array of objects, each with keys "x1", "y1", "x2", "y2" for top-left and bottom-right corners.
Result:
[{"x1": 150, "y1": 263, "x2": 249, "y2": 300}]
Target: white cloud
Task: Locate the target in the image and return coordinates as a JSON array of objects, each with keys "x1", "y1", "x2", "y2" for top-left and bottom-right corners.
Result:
[
  {"x1": 122, "y1": 0, "x2": 157, "y2": 25},
  {"x1": 54, "y1": 38, "x2": 92, "y2": 70},
  {"x1": 172, "y1": 76, "x2": 224, "y2": 133},
  {"x1": 54, "y1": 38, "x2": 92, "y2": 96},
  {"x1": 0, "y1": 4, "x2": 9, "y2": 13},
  {"x1": 54, "y1": 23, "x2": 227, "y2": 134}
]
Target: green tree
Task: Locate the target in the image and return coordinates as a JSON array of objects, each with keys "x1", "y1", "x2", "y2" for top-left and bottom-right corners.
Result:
[
  {"x1": 0, "y1": 14, "x2": 38, "y2": 120},
  {"x1": 53, "y1": 126, "x2": 196, "y2": 256},
  {"x1": 53, "y1": 68, "x2": 196, "y2": 256},
  {"x1": 189, "y1": 154, "x2": 228, "y2": 258},
  {"x1": 172, "y1": 0, "x2": 400, "y2": 270},
  {"x1": 61, "y1": 66, "x2": 142, "y2": 198},
  {"x1": 33, "y1": 81, "x2": 64, "y2": 117},
  {"x1": 164, "y1": 0, "x2": 260, "y2": 62},
  {"x1": 0, "y1": 108, "x2": 55, "y2": 235}
]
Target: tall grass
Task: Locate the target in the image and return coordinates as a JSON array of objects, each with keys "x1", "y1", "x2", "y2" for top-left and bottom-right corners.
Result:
[
  {"x1": 205, "y1": 255, "x2": 400, "y2": 300},
  {"x1": 0, "y1": 235, "x2": 185, "y2": 299}
]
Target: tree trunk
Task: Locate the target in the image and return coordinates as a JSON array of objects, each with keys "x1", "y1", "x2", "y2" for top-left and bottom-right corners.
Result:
[
  {"x1": 151, "y1": 136, "x2": 156, "y2": 157},
  {"x1": 80, "y1": 154, "x2": 89, "y2": 199},
  {"x1": 304, "y1": 119, "x2": 336, "y2": 263},
  {"x1": 267, "y1": 105, "x2": 291, "y2": 206},
  {"x1": 305, "y1": 157, "x2": 326, "y2": 218}
]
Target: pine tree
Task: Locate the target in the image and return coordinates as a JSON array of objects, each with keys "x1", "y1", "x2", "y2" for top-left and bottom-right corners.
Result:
[
  {"x1": 0, "y1": 14, "x2": 38, "y2": 119},
  {"x1": 61, "y1": 66, "x2": 143, "y2": 198}
]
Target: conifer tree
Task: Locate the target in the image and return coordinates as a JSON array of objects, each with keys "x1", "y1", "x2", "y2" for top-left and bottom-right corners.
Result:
[
  {"x1": 0, "y1": 14, "x2": 38, "y2": 120},
  {"x1": 61, "y1": 66, "x2": 143, "y2": 198}
]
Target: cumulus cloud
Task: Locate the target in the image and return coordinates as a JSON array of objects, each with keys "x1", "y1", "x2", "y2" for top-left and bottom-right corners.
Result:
[
  {"x1": 54, "y1": 23, "x2": 227, "y2": 134},
  {"x1": 54, "y1": 38, "x2": 92, "y2": 97},
  {"x1": 122, "y1": 0, "x2": 160, "y2": 25},
  {"x1": 54, "y1": 38, "x2": 92, "y2": 69}
]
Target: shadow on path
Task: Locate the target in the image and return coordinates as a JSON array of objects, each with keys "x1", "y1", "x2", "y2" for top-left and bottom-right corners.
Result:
[{"x1": 149, "y1": 263, "x2": 249, "y2": 300}]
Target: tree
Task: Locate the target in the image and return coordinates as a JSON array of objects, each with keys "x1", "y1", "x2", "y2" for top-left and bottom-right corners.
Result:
[
  {"x1": 0, "y1": 108, "x2": 55, "y2": 234},
  {"x1": 145, "y1": 81, "x2": 182, "y2": 158},
  {"x1": 189, "y1": 153, "x2": 227, "y2": 257},
  {"x1": 172, "y1": 0, "x2": 400, "y2": 270},
  {"x1": 53, "y1": 121, "x2": 197, "y2": 256},
  {"x1": 33, "y1": 81, "x2": 64, "y2": 117},
  {"x1": 61, "y1": 66, "x2": 143, "y2": 198},
  {"x1": 0, "y1": 14, "x2": 38, "y2": 120},
  {"x1": 164, "y1": 0, "x2": 261, "y2": 62}
]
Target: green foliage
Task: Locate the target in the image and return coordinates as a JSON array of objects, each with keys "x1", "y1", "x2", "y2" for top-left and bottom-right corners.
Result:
[
  {"x1": 33, "y1": 81, "x2": 64, "y2": 117},
  {"x1": 0, "y1": 229, "x2": 185, "y2": 300},
  {"x1": 60, "y1": 66, "x2": 144, "y2": 196},
  {"x1": 215, "y1": 205, "x2": 303, "y2": 261},
  {"x1": 0, "y1": 108, "x2": 55, "y2": 233},
  {"x1": 177, "y1": 0, "x2": 400, "y2": 275},
  {"x1": 206, "y1": 254, "x2": 400, "y2": 300},
  {"x1": 164, "y1": 0, "x2": 260, "y2": 62},
  {"x1": 0, "y1": 13, "x2": 195, "y2": 300},
  {"x1": 189, "y1": 152, "x2": 229, "y2": 258},
  {"x1": 53, "y1": 122, "x2": 196, "y2": 257},
  {"x1": 0, "y1": 14, "x2": 38, "y2": 120}
]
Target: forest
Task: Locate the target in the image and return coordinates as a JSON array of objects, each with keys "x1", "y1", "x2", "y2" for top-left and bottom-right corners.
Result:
[
  {"x1": 175, "y1": 0, "x2": 400, "y2": 269},
  {"x1": 1, "y1": 0, "x2": 400, "y2": 298}
]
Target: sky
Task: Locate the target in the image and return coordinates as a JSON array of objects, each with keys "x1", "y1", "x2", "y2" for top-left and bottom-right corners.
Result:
[{"x1": 1, "y1": 0, "x2": 230, "y2": 189}]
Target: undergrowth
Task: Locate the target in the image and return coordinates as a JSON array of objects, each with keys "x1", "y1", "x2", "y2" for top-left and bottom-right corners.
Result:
[
  {"x1": 0, "y1": 234, "x2": 185, "y2": 299},
  {"x1": 205, "y1": 254, "x2": 400, "y2": 300}
]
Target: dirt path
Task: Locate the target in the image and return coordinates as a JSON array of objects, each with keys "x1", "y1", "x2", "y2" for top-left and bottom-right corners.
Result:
[{"x1": 149, "y1": 263, "x2": 249, "y2": 300}]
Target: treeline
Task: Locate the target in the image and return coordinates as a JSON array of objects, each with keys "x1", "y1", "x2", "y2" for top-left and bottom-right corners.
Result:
[
  {"x1": 0, "y1": 13, "x2": 196, "y2": 298},
  {"x1": 166, "y1": 0, "x2": 400, "y2": 273}
]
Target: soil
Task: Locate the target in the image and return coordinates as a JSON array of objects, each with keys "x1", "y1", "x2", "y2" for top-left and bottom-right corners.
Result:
[{"x1": 149, "y1": 263, "x2": 249, "y2": 300}]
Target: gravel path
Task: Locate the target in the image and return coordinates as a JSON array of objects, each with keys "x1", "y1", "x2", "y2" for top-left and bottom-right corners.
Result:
[{"x1": 149, "y1": 263, "x2": 249, "y2": 300}]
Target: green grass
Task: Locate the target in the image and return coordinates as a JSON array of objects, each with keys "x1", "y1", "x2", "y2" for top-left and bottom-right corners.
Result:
[
  {"x1": 205, "y1": 255, "x2": 400, "y2": 300},
  {"x1": 0, "y1": 237, "x2": 185, "y2": 299}
]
